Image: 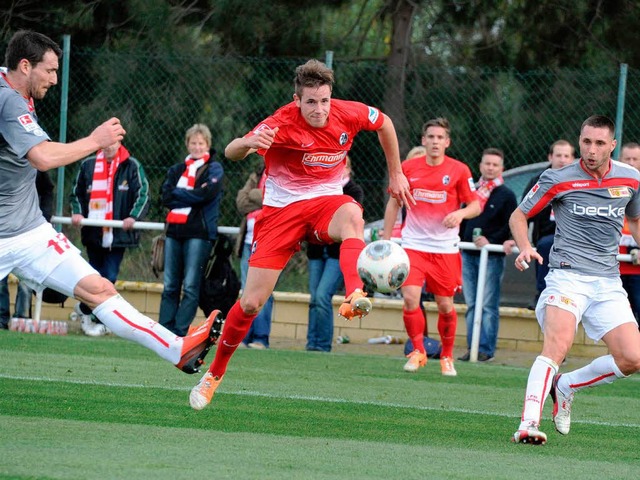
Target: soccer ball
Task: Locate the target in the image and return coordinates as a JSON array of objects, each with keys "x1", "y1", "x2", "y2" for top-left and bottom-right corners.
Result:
[{"x1": 357, "y1": 240, "x2": 410, "y2": 293}]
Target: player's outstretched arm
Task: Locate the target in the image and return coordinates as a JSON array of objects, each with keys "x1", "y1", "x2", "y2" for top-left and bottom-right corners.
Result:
[
  {"x1": 376, "y1": 114, "x2": 414, "y2": 208},
  {"x1": 225, "y1": 126, "x2": 279, "y2": 161},
  {"x1": 27, "y1": 118, "x2": 126, "y2": 171}
]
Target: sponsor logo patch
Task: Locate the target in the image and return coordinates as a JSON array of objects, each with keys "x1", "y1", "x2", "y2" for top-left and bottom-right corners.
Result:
[
  {"x1": 572, "y1": 203, "x2": 625, "y2": 218},
  {"x1": 413, "y1": 189, "x2": 446, "y2": 203},
  {"x1": 368, "y1": 107, "x2": 379, "y2": 124},
  {"x1": 467, "y1": 177, "x2": 476, "y2": 191},
  {"x1": 572, "y1": 181, "x2": 590, "y2": 188},
  {"x1": 302, "y1": 151, "x2": 347, "y2": 168},
  {"x1": 18, "y1": 113, "x2": 43, "y2": 135},
  {"x1": 253, "y1": 123, "x2": 272, "y2": 134}
]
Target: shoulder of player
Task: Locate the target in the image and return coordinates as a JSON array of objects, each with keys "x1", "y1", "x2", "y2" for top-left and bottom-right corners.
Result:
[{"x1": 611, "y1": 159, "x2": 640, "y2": 179}]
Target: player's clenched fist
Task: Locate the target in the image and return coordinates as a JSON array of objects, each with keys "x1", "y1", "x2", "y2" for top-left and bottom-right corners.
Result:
[{"x1": 91, "y1": 117, "x2": 127, "y2": 149}]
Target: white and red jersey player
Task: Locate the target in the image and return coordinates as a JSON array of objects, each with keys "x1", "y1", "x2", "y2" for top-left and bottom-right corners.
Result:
[
  {"x1": 400, "y1": 154, "x2": 477, "y2": 253},
  {"x1": 383, "y1": 118, "x2": 480, "y2": 377}
]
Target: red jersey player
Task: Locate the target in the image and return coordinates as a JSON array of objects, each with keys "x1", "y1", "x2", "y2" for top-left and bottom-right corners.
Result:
[
  {"x1": 383, "y1": 117, "x2": 480, "y2": 376},
  {"x1": 189, "y1": 59, "x2": 414, "y2": 410}
]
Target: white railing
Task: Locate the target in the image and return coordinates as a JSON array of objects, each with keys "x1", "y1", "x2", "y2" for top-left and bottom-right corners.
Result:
[
  {"x1": 38, "y1": 217, "x2": 633, "y2": 363},
  {"x1": 458, "y1": 241, "x2": 632, "y2": 363}
]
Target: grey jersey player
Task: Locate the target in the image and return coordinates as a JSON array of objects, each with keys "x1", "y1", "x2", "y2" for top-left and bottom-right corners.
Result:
[
  {"x1": 519, "y1": 157, "x2": 640, "y2": 277},
  {"x1": 0, "y1": 30, "x2": 219, "y2": 374},
  {"x1": 509, "y1": 115, "x2": 640, "y2": 445}
]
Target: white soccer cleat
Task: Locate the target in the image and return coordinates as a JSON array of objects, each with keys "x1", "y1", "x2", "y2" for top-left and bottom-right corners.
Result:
[
  {"x1": 512, "y1": 423, "x2": 547, "y2": 445},
  {"x1": 550, "y1": 373, "x2": 573, "y2": 435}
]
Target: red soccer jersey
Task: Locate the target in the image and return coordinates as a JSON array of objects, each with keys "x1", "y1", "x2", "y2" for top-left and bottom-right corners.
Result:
[
  {"x1": 246, "y1": 99, "x2": 384, "y2": 207},
  {"x1": 401, "y1": 155, "x2": 476, "y2": 253}
]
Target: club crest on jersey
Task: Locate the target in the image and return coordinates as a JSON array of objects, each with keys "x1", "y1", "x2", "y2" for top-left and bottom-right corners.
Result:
[
  {"x1": 302, "y1": 151, "x2": 347, "y2": 168},
  {"x1": 413, "y1": 189, "x2": 446, "y2": 203},
  {"x1": 608, "y1": 187, "x2": 630, "y2": 198},
  {"x1": 442, "y1": 175, "x2": 450, "y2": 185},
  {"x1": 339, "y1": 133, "x2": 348, "y2": 145},
  {"x1": 367, "y1": 107, "x2": 379, "y2": 124}
]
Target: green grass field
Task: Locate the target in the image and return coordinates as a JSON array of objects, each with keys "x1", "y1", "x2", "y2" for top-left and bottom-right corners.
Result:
[{"x1": 1, "y1": 332, "x2": 639, "y2": 479}]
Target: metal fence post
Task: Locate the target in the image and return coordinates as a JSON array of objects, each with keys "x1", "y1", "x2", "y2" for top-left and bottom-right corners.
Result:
[
  {"x1": 613, "y1": 63, "x2": 628, "y2": 160},
  {"x1": 470, "y1": 246, "x2": 489, "y2": 363},
  {"x1": 55, "y1": 34, "x2": 71, "y2": 231}
]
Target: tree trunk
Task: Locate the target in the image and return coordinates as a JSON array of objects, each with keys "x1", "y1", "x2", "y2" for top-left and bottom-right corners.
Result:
[{"x1": 383, "y1": 0, "x2": 417, "y2": 157}]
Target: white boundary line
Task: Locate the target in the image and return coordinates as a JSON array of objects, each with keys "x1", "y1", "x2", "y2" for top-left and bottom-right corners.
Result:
[{"x1": 1, "y1": 373, "x2": 638, "y2": 429}]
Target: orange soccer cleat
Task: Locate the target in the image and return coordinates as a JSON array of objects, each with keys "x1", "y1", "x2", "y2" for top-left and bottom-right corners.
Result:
[
  {"x1": 403, "y1": 350, "x2": 427, "y2": 373},
  {"x1": 176, "y1": 310, "x2": 224, "y2": 374},
  {"x1": 338, "y1": 289, "x2": 372, "y2": 320},
  {"x1": 190, "y1": 372, "x2": 224, "y2": 410}
]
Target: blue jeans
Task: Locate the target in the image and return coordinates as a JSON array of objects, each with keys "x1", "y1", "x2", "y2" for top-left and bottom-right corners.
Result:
[
  {"x1": 240, "y1": 242, "x2": 272, "y2": 347},
  {"x1": 159, "y1": 237, "x2": 211, "y2": 336},
  {"x1": 307, "y1": 254, "x2": 343, "y2": 352},
  {"x1": 80, "y1": 245, "x2": 126, "y2": 322},
  {"x1": 0, "y1": 276, "x2": 33, "y2": 325},
  {"x1": 462, "y1": 252, "x2": 506, "y2": 357},
  {"x1": 86, "y1": 245, "x2": 126, "y2": 283}
]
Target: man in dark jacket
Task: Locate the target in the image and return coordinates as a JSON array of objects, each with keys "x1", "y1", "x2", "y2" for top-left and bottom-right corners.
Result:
[
  {"x1": 521, "y1": 140, "x2": 575, "y2": 308},
  {"x1": 70, "y1": 140, "x2": 150, "y2": 336},
  {"x1": 459, "y1": 148, "x2": 517, "y2": 362}
]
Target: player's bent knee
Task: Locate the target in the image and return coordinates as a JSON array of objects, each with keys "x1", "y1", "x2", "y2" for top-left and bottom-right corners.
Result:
[{"x1": 239, "y1": 295, "x2": 264, "y2": 315}]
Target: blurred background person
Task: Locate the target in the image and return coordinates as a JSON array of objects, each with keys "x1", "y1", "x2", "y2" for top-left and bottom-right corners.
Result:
[
  {"x1": 70, "y1": 140, "x2": 150, "y2": 336},
  {"x1": 306, "y1": 156, "x2": 363, "y2": 352},
  {"x1": 159, "y1": 124, "x2": 224, "y2": 336},
  {"x1": 522, "y1": 140, "x2": 575, "y2": 309},
  {"x1": 459, "y1": 148, "x2": 517, "y2": 362},
  {"x1": 618, "y1": 142, "x2": 640, "y2": 326}
]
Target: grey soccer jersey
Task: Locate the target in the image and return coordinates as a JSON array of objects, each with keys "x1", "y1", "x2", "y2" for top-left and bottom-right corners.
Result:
[
  {"x1": 519, "y1": 159, "x2": 640, "y2": 277},
  {"x1": 0, "y1": 73, "x2": 50, "y2": 238}
]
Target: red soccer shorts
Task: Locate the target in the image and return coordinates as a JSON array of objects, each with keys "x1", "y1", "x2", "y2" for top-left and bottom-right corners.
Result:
[
  {"x1": 403, "y1": 248, "x2": 462, "y2": 297},
  {"x1": 248, "y1": 195, "x2": 362, "y2": 270}
]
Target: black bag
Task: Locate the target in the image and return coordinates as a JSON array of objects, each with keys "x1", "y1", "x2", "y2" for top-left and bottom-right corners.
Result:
[{"x1": 199, "y1": 234, "x2": 241, "y2": 318}]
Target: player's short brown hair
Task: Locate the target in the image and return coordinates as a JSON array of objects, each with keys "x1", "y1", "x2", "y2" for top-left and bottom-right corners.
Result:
[
  {"x1": 5, "y1": 30, "x2": 62, "y2": 71},
  {"x1": 422, "y1": 117, "x2": 450, "y2": 136},
  {"x1": 294, "y1": 59, "x2": 334, "y2": 98},
  {"x1": 581, "y1": 115, "x2": 615, "y2": 136}
]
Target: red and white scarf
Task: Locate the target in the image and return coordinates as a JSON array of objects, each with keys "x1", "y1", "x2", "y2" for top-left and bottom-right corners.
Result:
[
  {"x1": 475, "y1": 175, "x2": 503, "y2": 211},
  {"x1": 88, "y1": 145, "x2": 130, "y2": 247},
  {"x1": 166, "y1": 153, "x2": 210, "y2": 224}
]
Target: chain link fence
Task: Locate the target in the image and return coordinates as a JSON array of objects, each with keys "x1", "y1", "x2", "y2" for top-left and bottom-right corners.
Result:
[{"x1": 29, "y1": 45, "x2": 640, "y2": 290}]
